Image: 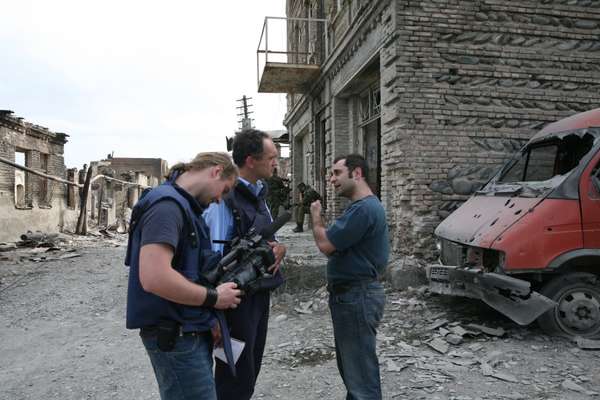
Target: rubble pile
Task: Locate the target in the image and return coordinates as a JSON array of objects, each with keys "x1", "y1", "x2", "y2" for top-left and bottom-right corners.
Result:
[
  {"x1": 0, "y1": 230, "x2": 126, "y2": 267},
  {"x1": 267, "y1": 284, "x2": 600, "y2": 399}
]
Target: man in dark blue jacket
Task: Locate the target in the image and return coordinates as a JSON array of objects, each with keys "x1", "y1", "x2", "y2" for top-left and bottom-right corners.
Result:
[
  {"x1": 204, "y1": 130, "x2": 287, "y2": 400},
  {"x1": 126, "y1": 152, "x2": 242, "y2": 400}
]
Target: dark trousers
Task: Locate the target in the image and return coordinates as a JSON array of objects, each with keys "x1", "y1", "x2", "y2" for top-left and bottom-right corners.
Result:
[
  {"x1": 296, "y1": 205, "x2": 308, "y2": 228},
  {"x1": 215, "y1": 290, "x2": 270, "y2": 400}
]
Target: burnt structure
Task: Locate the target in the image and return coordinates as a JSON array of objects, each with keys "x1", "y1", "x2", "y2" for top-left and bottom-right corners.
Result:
[
  {"x1": 88, "y1": 157, "x2": 167, "y2": 228},
  {"x1": 0, "y1": 111, "x2": 78, "y2": 242},
  {"x1": 257, "y1": 0, "x2": 600, "y2": 258}
]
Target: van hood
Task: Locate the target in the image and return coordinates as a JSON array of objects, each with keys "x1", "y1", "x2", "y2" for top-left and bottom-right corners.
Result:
[{"x1": 435, "y1": 195, "x2": 543, "y2": 248}]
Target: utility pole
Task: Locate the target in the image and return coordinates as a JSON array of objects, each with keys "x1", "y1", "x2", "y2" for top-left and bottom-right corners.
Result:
[
  {"x1": 226, "y1": 95, "x2": 256, "y2": 151},
  {"x1": 236, "y1": 95, "x2": 254, "y2": 131}
]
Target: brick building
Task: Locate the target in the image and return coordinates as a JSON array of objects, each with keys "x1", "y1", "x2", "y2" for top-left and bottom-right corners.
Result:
[
  {"x1": 88, "y1": 157, "x2": 167, "y2": 228},
  {"x1": 0, "y1": 110, "x2": 78, "y2": 242},
  {"x1": 257, "y1": 0, "x2": 600, "y2": 258}
]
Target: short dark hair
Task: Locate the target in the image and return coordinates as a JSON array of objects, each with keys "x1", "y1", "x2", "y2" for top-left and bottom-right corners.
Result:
[
  {"x1": 232, "y1": 129, "x2": 270, "y2": 168},
  {"x1": 334, "y1": 154, "x2": 369, "y2": 180}
]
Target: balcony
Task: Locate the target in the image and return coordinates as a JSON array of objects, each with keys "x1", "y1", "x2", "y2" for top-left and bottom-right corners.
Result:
[{"x1": 257, "y1": 16, "x2": 328, "y2": 93}]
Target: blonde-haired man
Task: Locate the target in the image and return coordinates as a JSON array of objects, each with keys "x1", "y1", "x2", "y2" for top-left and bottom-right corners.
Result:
[{"x1": 126, "y1": 152, "x2": 242, "y2": 400}]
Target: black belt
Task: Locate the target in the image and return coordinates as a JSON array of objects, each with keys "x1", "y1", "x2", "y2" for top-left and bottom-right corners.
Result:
[
  {"x1": 327, "y1": 279, "x2": 379, "y2": 295},
  {"x1": 139, "y1": 326, "x2": 210, "y2": 338}
]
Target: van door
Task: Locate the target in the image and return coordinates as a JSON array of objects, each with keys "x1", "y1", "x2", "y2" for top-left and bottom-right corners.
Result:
[{"x1": 579, "y1": 150, "x2": 600, "y2": 248}]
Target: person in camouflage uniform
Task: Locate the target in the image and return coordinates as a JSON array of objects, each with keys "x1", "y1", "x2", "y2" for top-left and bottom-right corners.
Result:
[
  {"x1": 265, "y1": 169, "x2": 288, "y2": 219},
  {"x1": 293, "y1": 182, "x2": 321, "y2": 233}
]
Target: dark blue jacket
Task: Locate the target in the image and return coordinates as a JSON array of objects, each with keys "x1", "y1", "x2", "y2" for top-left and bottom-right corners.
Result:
[
  {"x1": 125, "y1": 180, "x2": 220, "y2": 332},
  {"x1": 224, "y1": 180, "x2": 284, "y2": 291}
]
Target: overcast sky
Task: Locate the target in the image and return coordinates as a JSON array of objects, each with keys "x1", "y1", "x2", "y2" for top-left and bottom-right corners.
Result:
[{"x1": 0, "y1": 0, "x2": 288, "y2": 168}]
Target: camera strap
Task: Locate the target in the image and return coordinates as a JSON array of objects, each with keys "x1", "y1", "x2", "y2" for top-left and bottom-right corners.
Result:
[{"x1": 215, "y1": 311, "x2": 237, "y2": 377}]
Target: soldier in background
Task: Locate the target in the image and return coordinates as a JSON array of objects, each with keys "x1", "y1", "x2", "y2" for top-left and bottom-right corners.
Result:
[
  {"x1": 265, "y1": 169, "x2": 287, "y2": 219},
  {"x1": 293, "y1": 182, "x2": 321, "y2": 233}
]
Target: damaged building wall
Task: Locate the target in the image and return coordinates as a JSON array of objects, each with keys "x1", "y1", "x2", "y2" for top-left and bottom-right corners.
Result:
[
  {"x1": 88, "y1": 157, "x2": 166, "y2": 229},
  {"x1": 283, "y1": 0, "x2": 600, "y2": 259},
  {"x1": 0, "y1": 111, "x2": 78, "y2": 242}
]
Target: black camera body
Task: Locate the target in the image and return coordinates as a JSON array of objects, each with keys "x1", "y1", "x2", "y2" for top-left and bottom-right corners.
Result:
[{"x1": 203, "y1": 211, "x2": 291, "y2": 291}]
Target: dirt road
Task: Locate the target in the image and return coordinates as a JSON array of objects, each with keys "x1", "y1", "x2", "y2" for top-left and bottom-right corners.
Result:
[{"x1": 1, "y1": 226, "x2": 599, "y2": 399}]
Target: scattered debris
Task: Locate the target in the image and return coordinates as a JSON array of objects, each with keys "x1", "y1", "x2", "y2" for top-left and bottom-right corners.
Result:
[
  {"x1": 445, "y1": 334, "x2": 463, "y2": 345},
  {"x1": 425, "y1": 318, "x2": 449, "y2": 331},
  {"x1": 575, "y1": 336, "x2": 600, "y2": 350},
  {"x1": 0, "y1": 243, "x2": 17, "y2": 252},
  {"x1": 427, "y1": 338, "x2": 449, "y2": 354},
  {"x1": 385, "y1": 359, "x2": 407, "y2": 373},
  {"x1": 561, "y1": 378, "x2": 598, "y2": 396},
  {"x1": 274, "y1": 314, "x2": 287, "y2": 323},
  {"x1": 466, "y1": 324, "x2": 505, "y2": 337}
]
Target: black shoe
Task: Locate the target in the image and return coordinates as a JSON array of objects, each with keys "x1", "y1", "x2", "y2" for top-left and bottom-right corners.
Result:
[{"x1": 292, "y1": 226, "x2": 304, "y2": 233}]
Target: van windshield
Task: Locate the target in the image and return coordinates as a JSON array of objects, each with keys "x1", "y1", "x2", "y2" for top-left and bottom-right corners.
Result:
[{"x1": 480, "y1": 131, "x2": 596, "y2": 197}]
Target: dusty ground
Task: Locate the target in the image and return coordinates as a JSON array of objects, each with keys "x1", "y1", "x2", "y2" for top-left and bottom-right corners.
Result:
[{"x1": 1, "y1": 225, "x2": 599, "y2": 400}]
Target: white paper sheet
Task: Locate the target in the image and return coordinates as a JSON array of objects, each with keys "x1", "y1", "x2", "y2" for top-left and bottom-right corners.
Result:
[{"x1": 214, "y1": 338, "x2": 245, "y2": 365}]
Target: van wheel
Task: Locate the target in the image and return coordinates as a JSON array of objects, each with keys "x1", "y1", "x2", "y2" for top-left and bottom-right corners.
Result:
[{"x1": 537, "y1": 272, "x2": 600, "y2": 338}]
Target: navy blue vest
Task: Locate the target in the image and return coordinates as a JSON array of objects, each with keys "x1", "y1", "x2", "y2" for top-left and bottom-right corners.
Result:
[
  {"x1": 224, "y1": 179, "x2": 284, "y2": 290},
  {"x1": 125, "y1": 180, "x2": 219, "y2": 332}
]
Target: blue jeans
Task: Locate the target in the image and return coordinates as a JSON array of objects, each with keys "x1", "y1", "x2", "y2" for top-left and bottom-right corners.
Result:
[
  {"x1": 141, "y1": 332, "x2": 216, "y2": 400},
  {"x1": 329, "y1": 281, "x2": 385, "y2": 400}
]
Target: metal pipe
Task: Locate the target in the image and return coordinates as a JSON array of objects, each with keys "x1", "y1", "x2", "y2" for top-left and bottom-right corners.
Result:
[
  {"x1": 264, "y1": 16, "x2": 327, "y2": 22},
  {"x1": 0, "y1": 155, "x2": 80, "y2": 187},
  {"x1": 265, "y1": 17, "x2": 269, "y2": 63},
  {"x1": 0, "y1": 155, "x2": 150, "y2": 189}
]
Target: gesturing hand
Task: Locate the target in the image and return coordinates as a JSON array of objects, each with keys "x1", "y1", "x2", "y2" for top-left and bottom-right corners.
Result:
[
  {"x1": 267, "y1": 242, "x2": 287, "y2": 274},
  {"x1": 310, "y1": 200, "x2": 322, "y2": 217}
]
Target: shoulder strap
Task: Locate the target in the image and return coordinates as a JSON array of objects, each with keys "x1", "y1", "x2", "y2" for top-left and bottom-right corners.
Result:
[
  {"x1": 224, "y1": 196, "x2": 244, "y2": 238},
  {"x1": 125, "y1": 188, "x2": 198, "y2": 267}
]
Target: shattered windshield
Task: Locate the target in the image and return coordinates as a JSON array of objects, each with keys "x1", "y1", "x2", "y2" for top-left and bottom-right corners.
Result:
[{"x1": 480, "y1": 131, "x2": 598, "y2": 197}]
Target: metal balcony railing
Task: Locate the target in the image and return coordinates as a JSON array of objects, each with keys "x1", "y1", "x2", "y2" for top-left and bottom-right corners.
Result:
[{"x1": 257, "y1": 16, "x2": 329, "y2": 93}]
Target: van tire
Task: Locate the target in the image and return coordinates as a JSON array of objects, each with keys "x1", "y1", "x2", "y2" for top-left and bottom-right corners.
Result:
[{"x1": 537, "y1": 272, "x2": 600, "y2": 338}]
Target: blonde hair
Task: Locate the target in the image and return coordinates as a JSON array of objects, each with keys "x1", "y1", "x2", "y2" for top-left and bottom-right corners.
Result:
[{"x1": 167, "y1": 152, "x2": 238, "y2": 180}]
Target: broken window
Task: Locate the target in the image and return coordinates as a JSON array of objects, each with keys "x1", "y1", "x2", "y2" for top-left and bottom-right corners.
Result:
[
  {"x1": 499, "y1": 133, "x2": 595, "y2": 183},
  {"x1": 359, "y1": 85, "x2": 381, "y2": 124},
  {"x1": 39, "y1": 153, "x2": 50, "y2": 206},
  {"x1": 67, "y1": 169, "x2": 76, "y2": 209},
  {"x1": 14, "y1": 150, "x2": 29, "y2": 208}
]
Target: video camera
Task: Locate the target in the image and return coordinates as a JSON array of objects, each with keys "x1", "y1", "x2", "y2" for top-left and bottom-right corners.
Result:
[{"x1": 203, "y1": 211, "x2": 291, "y2": 291}]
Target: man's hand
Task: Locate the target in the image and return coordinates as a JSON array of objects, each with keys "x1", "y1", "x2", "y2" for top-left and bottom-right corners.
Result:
[
  {"x1": 310, "y1": 200, "x2": 322, "y2": 217},
  {"x1": 267, "y1": 241, "x2": 287, "y2": 274},
  {"x1": 214, "y1": 282, "x2": 242, "y2": 310},
  {"x1": 211, "y1": 323, "x2": 222, "y2": 347}
]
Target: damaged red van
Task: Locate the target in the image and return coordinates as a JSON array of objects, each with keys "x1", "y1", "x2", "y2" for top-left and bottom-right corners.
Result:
[{"x1": 427, "y1": 108, "x2": 600, "y2": 338}]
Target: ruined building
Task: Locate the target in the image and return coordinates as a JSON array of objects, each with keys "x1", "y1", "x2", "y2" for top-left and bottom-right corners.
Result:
[
  {"x1": 0, "y1": 111, "x2": 78, "y2": 242},
  {"x1": 88, "y1": 157, "x2": 168, "y2": 229},
  {"x1": 268, "y1": 129, "x2": 292, "y2": 179},
  {"x1": 257, "y1": 0, "x2": 600, "y2": 258}
]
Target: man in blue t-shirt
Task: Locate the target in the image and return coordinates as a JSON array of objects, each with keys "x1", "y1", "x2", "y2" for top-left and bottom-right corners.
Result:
[
  {"x1": 126, "y1": 152, "x2": 243, "y2": 400},
  {"x1": 310, "y1": 154, "x2": 389, "y2": 400}
]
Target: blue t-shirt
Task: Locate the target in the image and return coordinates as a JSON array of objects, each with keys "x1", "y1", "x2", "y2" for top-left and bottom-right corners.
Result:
[
  {"x1": 325, "y1": 195, "x2": 390, "y2": 284},
  {"x1": 139, "y1": 200, "x2": 184, "y2": 250}
]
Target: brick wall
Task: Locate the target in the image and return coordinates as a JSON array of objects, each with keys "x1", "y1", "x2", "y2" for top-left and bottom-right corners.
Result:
[
  {"x1": 384, "y1": 0, "x2": 600, "y2": 257},
  {"x1": 284, "y1": 0, "x2": 600, "y2": 259}
]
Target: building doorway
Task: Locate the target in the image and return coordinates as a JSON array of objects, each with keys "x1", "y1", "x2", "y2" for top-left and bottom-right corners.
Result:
[
  {"x1": 361, "y1": 118, "x2": 381, "y2": 197},
  {"x1": 358, "y1": 83, "x2": 381, "y2": 197},
  {"x1": 314, "y1": 114, "x2": 327, "y2": 207}
]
